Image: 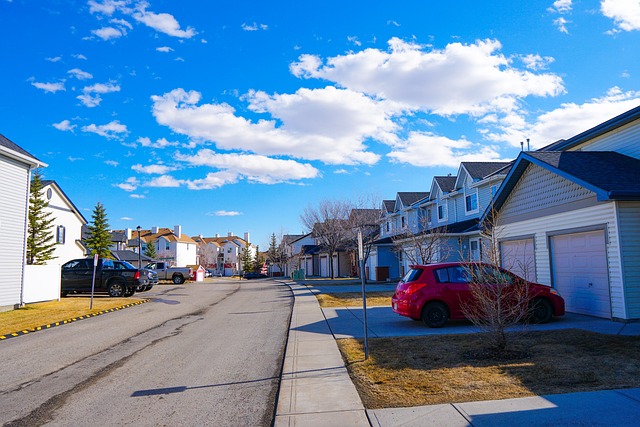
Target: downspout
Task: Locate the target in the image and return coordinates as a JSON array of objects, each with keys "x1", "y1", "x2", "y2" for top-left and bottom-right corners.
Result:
[{"x1": 19, "y1": 165, "x2": 37, "y2": 308}]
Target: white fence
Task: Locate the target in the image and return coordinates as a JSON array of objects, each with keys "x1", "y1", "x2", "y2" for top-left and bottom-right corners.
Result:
[{"x1": 23, "y1": 264, "x2": 61, "y2": 304}]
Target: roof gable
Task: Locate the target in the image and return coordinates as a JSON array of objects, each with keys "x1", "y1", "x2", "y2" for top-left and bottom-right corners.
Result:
[
  {"x1": 0, "y1": 134, "x2": 46, "y2": 167},
  {"x1": 455, "y1": 162, "x2": 511, "y2": 189}
]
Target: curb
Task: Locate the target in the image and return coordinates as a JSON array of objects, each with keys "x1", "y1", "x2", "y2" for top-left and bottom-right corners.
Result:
[{"x1": 0, "y1": 299, "x2": 150, "y2": 341}]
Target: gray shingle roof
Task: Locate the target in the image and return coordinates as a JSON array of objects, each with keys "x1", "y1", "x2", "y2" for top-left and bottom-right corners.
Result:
[
  {"x1": 527, "y1": 151, "x2": 640, "y2": 199},
  {"x1": 0, "y1": 134, "x2": 40, "y2": 162},
  {"x1": 461, "y1": 162, "x2": 511, "y2": 180},
  {"x1": 398, "y1": 192, "x2": 430, "y2": 206},
  {"x1": 383, "y1": 200, "x2": 395, "y2": 213},
  {"x1": 434, "y1": 176, "x2": 457, "y2": 193}
]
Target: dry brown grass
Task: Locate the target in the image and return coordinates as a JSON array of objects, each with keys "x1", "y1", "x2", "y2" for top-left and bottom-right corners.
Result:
[
  {"x1": 0, "y1": 296, "x2": 145, "y2": 336},
  {"x1": 315, "y1": 292, "x2": 393, "y2": 308},
  {"x1": 337, "y1": 329, "x2": 640, "y2": 408}
]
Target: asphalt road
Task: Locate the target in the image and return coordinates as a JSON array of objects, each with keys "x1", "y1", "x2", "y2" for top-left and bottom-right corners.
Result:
[{"x1": 0, "y1": 278, "x2": 293, "y2": 426}]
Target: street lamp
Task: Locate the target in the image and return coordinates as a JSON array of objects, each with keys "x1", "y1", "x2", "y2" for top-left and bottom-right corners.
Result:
[{"x1": 136, "y1": 225, "x2": 142, "y2": 268}]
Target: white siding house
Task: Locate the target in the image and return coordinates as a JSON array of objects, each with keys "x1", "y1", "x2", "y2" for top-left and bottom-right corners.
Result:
[
  {"x1": 42, "y1": 180, "x2": 87, "y2": 264},
  {"x1": 490, "y1": 106, "x2": 640, "y2": 320},
  {"x1": 0, "y1": 135, "x2": 46, "y2": 311}
]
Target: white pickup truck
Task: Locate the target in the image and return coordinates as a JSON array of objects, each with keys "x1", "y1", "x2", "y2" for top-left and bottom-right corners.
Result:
[{"x1": 145, "y1": 262, "x2": 192, "y2": 284}]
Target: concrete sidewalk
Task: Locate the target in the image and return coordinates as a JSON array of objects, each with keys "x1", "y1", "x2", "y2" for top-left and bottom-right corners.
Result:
[
  {"x1": 275, "y1": 280, "x2": 640, "y2": 426},
  {"x1": 274, "y1": 283, "x2": 369, "y2": 426}
]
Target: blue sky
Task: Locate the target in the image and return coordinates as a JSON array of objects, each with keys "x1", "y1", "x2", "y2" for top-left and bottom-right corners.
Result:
[{"x1": 2, "y1": 0, "x2": 640, "y2": 249}]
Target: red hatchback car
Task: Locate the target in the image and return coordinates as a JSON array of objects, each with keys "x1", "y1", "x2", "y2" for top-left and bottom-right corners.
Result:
[{"x1": 391, "y1": 262, "x2": 565, "y2": 328}]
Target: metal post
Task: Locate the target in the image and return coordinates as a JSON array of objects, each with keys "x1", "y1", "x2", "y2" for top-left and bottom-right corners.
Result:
[
  {"x1": 137, "y1": 225, "x2": 142, "y2": 268},
  {"x1": 358, "y1": 229, "x2": 369, "y2": 360}
]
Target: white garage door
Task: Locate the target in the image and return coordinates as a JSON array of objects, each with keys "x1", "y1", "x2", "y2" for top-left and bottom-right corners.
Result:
[
  {"x1": 500, "y1": 238, "x2": 536, "y2": 282},
  {"x1": 320, "y1": 256, "x2": 328, "y2": 277},
  {"x1": 550, "y1": 230, "x2": 610, "y2": 318}
]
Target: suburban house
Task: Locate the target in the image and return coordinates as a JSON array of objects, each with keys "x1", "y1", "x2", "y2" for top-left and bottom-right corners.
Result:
[
  {"x1": 41, "y1": 180, "x2": 87, "y2": 264},
  {"x1": 280, "y1": 233, "x2": 314, "y2": 277},
  {"x1": 370, "y1": 163, "x2": 510, "y2": 281},
  {"x1": 489, "y1": 105, "x2": 640, "y2": 321},
  {"x1": 0, "y1": 134, "x2": 46, "y2": 311},
  {"x1": 129, "y1": 226, "x2": 198, "y2": 267},
  {"x1": 192, "y1": 233, "x2": 255, "y2": 276}
]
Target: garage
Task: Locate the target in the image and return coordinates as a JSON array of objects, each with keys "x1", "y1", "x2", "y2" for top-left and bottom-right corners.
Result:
[
  {"x1": 550, "y1": 229, "x2": 611, "y2": 318},
  {"x1": 500, "y1": 238, "x2": 536, "y2": 282},
  {"x1": 319, "y1": 255, "x2": 328, "y2": 277}
]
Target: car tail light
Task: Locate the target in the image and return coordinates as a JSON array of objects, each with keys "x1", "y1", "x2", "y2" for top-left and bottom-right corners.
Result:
[
  {"x1": 134, "y1": 271, "x2": 140, "y2": 280},
  {"x1": 404, "y1": 282, "x2": 427, "y2": 294}
]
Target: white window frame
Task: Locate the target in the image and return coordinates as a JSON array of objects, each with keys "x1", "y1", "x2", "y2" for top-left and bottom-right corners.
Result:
[
  {"x1": 469, "y1": 237, "x2": 481, "y2": 261},
  {"x1": 464, "y1": 187, "x2": 479, "y2": 214},
  {"x1": 437, "y1": 199, "x2": 447, "y2": 223}
]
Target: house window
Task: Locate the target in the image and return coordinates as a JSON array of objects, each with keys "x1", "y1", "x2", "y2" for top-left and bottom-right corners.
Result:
[
  {"x1": 469, "y1": 238, "x2": 481, "y2": 261},
  {"x1": 56, "y1": 225, "x2": 66, "y2": 244},
  {"x1": 386, "y1": 221, "x2": 390, "y2": 232},
  {"x1": 401, "y1": 216, "x2": 406, "y2": 228},
  {"x1": 465, "y1": 190, "x2": 478, "y2": 213},
  {"x1": 166, "y1": 242, "x2": 170, "y2": 250},
  {"x1": 437, "y1": 201, "x2": 447, "y2": 222}
]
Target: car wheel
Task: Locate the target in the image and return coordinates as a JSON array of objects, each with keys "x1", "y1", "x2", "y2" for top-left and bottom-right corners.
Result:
[
  {"x1": 124, "y1": 287, "x2": 135, "y2": 297},
  {"x1": 422, "y1": 302, "x2": 449, "y2": 328},
  {"x1": 529, "y1": 298, "x2": 553, "y2": 324},
  {"x1": 172, "y1": 274, "x2": 185, "y2": 284},
  {"x1": 61, "y1": 290, "x2": 69, "y2": 297},
  {"x1": 108, "y1": 281, "x2": 126, "y2": 298}
]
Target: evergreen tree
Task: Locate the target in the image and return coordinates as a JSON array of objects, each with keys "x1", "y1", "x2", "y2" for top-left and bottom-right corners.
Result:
[
  {"x1": 84, "y1": 202, "x2": 112, "y2": 258},
  {"x1": 26, "y1": 170, "x2": 57, "y2": 265},
  {"x1": 255, "y1": 245, "x2": 265, "y2": 273},
  {"x1": 144, "y1": 238, "x2": 158, "y2": 259},
  {"x1": 241, "y1": 245, "x2": 254, "y2": 273}
]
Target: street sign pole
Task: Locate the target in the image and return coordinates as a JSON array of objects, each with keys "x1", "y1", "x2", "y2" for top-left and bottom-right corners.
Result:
[
  {"x1": 358, "y1": 229, "x2": 369, "y2": 360},
  {"x1": 90, "y1": 253, "x2": 98, "y2": 310}
]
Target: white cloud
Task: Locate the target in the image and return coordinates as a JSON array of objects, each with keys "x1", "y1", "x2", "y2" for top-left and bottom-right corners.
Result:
[
  {"x1": 88, "y1": 0, "x2": 124, "y2": 15},
  {"x1": 82, "y1": 120, "x2": 129, "y2": 139},
  {"x1": 347, "y1": 36, "x2": 362, "y2": 46},
  {"x1": 156, "y1": 46, "x2": 174, "y2": 52},
  {"x1": 549, "y1": 0, "x2": 572, "y2": 14},
  {"x1": 334, "y1": 169, "x2": 349, "y2": 174},
  {"x1": 132, "y1": 163, "x2": 176, "y2": 174},
  {"x1": 483, "y1": 87, "x2": 640, "y2": 148},
  {"x1": 130, "y1": 194, "x2": 145, "y2": 199},
  {"x1": 137, "y1": 136, "x2": 179, "y2": 148},
  {"x1": 31, "y1": 81, "x2": 65, "y2": 93},
  {"x1": 388, "y1": 132, "x2": 504, "y2": 167},
  {"x1": 210, "y1": 210, "x2": 242, "y2": 217},
  {"x1": 242, "y1": 22, "x2": 268, "y2": 31},
  {"x1": 77, "y1": 94, "x2": 102, "y2": 107},
  {"x1": 68, "y1": 68, "x2": 94, "y2": 80},
  {"x1": 147, "y1": 175, "x2": 183, "y2": 187},
  {"x1": 110, "y1": 18, "x2": 132, "y2": 29},
  {"x1": 520, "y1": 54, "x2": 555, "y2": 70},
  {"x1": 184, "y1": 171, "x2": 239, "y2": 190},
  {"x1": 115, "y1": 177, "x2": 139, "y2": 192},
  {"x1": 92, "y1": 26, "x2": 124, "y2": 40},
  {"x1": 290, "y1": 38, "x2": 564, "y2": 116},
  {"x1": 72, "y1": 53, "x2": 88, "y2": 60},
  {"x1": 151, "y1": 87, "x2": 395, "y2": 165},
  {"x1": 77, "y1": 81, "x2": 120, "y2": 107},
  {"x1": 601, "y1": 0, "x2": 640, "y2": 31},
  {"x1": 53, "y1": 119, "x2": 76, "y2": 132},
  {"x1": 105, "y1": 160, "x2": 119, "y2": 166},
  {"x1": 121, "y1": 216, "x2": 133, "y2": 221},
  {"x1": 176, "y1": 149, "x2": 320, "y2": 184},
  {"x1": 131, "y1": 2, "x2": 196, "y2": 38},
  {"x1": 68, "y1": 156, "x2": 84, "y2": 162},
  {"x1": 46, "y1": 56, "x2": 62, "y2": 62},
  {"x1": 554, "y1": 17, "x2": 570, "y2": 34}
]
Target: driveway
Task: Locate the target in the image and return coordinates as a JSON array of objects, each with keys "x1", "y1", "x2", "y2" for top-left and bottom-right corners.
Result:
[{"x1": 321, "y1": 306, "x2": 640, "y2": 339}]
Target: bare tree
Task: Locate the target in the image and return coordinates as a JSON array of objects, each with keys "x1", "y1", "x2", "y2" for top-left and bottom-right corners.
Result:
[
  {"x1": 300, "y1": 199, "x2": 352, "y2": 279},
  {"x1": 391, "y1": 213, "x2": 450, "y2": 266},
  {"x1": 460, "y1": 208, "x2": 534, "y2": 354},
  {"x1": 347, "y1": 199, "x2": 382, "y2": 281}
]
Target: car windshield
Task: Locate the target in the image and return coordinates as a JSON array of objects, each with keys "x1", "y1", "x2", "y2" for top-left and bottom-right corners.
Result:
[
  {"x1": 117, "y1": 261, "x2": 136, "y2": 269},
  {"x1": 401, "y1": 268, "x2": 423, "y2": 283}
]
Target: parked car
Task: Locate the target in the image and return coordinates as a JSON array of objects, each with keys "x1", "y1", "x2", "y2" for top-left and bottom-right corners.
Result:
[
  {"x1": 144, "y1": 262, "x2": 192, "y2": 284},
  {"x1": 391, "y1": 262, "x2": 565, "y2": 328},
  {"x1": 114, "y1": 260, "x2": 157, "y2": 292},
  {"x1": 61, "y1": 258, "x2": 158, "y2": 297},
  {"x1": 242, "y1": 272, "x2": 268, "y2": 280}
]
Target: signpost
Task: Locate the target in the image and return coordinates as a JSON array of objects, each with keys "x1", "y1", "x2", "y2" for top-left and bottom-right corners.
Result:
[
  {"x1": 90, "y1": 253, "x2": 98, "y2": 309},
  {"x1": 358, "y1": 229, "x2": 369, "y2": 360}
]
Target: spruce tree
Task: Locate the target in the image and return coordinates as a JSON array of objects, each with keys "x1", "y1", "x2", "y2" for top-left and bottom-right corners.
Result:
[
  {"x1": 84, "y1": 202, "x2": 112, "y2": 258},
  {"x1": 144, "y1": 238, "x2": 158, "y2": 259},
  {"x1": 26, "y1": 170, "x2": 57, "y2": 265}
]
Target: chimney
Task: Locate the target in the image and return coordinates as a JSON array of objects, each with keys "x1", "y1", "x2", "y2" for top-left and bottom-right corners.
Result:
[
  {"x1": 244, "y1": 232, "x2": 250, "y2": 243},
  {"x1": 151, "y1": 226, "x2": 159, "y2": 234},
  {"x1": 228, "y1": 231, "x2": 232, "y2": 237},
  {"x1": 215, "y1": 233, "x2": 220, "y2": 238},
  {"x1": 126, "y1": 228, "x2": 132, "y2": 240},
  {"x1": 174, "y1": 225, "x2": 182, "y2": 237}
]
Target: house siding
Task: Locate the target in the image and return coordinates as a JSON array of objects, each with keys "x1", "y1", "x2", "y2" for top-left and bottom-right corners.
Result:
[
  {"x1": 617, "y1": 201, "x2": 640, "y2": 319},
  {"x1": 572, "y1": 120, "x2": 640, "y2": 159},
  {"x1": 497, "y1": 202, "x2": 625, "y2": 319},
  {"x1": 0, "y1": 155, "x2": 29, "y2": 309},
  {"x1": 500, "y1": 164, "x2": 597, "y2": 225},
  {"x1": 46, "y1": 184, "x2": 86, "y2": 264}
]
